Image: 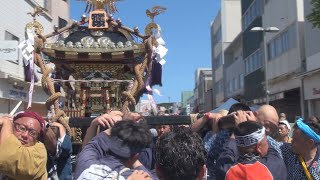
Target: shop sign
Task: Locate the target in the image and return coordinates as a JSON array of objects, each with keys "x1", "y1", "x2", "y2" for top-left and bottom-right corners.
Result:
[
  {"x1": 0, "y1": 40, "x2": 18, "y2": 61},
  {"x1": 9, "y1": 90, "x2": 27, "y2": 99},
  {"x1": 270, "y1": 92, "x2": 284, "y2": 101}
]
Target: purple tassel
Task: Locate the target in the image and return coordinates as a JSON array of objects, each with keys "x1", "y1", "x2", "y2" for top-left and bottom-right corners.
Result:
[
  {"x1": 150, "y1": 60, "x2": 162, "y2": 87},
  {"x1": 23, "y1": 63, "x2": 38, "y2": 82}
]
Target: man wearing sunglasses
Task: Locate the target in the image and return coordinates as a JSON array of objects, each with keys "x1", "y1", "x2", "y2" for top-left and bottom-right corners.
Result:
[{"x1": 0, "y1": 111, "x2": 47, "y2": 180}]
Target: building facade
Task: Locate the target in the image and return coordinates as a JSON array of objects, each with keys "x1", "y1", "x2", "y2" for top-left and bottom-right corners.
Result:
[
  {"x1": 301, "y1": 0, "x2": 320, "y2": 118},
  {"x1": 187, "y1": 95, "x2": 195, "y2": 114},
  {"x1": 238, "y1": 0, "x2": 305, "y2": 121},
  {"x1": 0, "y1": 0, "x2": 70, "y2": 115},
  {"x1": 180, "y1": 91, "x2": 194, "y2": 115},
  {"x1": 241, "y1": 0, "x2": 265, "y2": 104},
  {"x1": 193, "y1": 68, "x2": 213, "y2": 113},
  {"x1": 224, "y1": 33, "x2": 245, "y2": 102},
  {"x1": 211, "y1": 0, "x2": 242, "y2": 108},
  {"x1": 263, "y1": 0, "x2": 305, "y2": 121}
]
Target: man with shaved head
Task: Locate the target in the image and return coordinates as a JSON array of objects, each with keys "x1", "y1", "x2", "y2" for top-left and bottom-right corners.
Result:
[
  {"x1": 214, "y1": 104, "x2": 287, "y2": 179},
  {"x1": 256, "y1": 105, "x2": 280, "y2": 138}
]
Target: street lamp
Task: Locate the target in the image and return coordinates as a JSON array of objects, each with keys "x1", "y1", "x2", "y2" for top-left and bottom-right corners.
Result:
[
  {"x1": 250, "y1": 26, "x2": 279, "y2": 104},
  {"x1": 250, "y1": 27, "x2": 280, "y2": 33}
]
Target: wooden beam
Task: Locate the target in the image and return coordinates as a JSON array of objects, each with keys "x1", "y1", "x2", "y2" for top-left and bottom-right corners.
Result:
[{"x1": 69, "y1": 115, "x2": 191, "y2": 127}]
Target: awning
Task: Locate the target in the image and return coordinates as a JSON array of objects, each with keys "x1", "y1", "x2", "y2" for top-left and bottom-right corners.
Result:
[
  {"x1": 211, "y1": 98, "x2": 239, "y2": 113},
  {"x1": 211, "y1": 98, "x2": 261, "y2": 113},
  {"x1": 296, "y1": 68, "x2": 320, "y2": 78}
]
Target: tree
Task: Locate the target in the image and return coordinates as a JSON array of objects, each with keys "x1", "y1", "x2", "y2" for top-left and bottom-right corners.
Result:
[{"x1": 307, "y1": 0, "x2": 320, "y2": 28}]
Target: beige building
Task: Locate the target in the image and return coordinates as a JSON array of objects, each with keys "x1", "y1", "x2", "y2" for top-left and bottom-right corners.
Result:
[
  {"x1": 211, "y1": 0, "x2": 242, "y2": 108},
  {"x1": 0, "y1": 0, "x2": 70, "y2": 115},
  {"x1": 300, "y1": 0, "x2": 320, "y2": 117},
  {"x1": 263, "y1": 0, "x2": 305, "y2": 119}
]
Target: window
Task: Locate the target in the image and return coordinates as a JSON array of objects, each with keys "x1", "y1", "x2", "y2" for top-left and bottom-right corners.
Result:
[
  {"x1": 252, "y1": 2, "x2": 257, "y2": 18},
  {"x1": 5, "y1": 31, "x2": 19, "y2": 41},
  {"x1": 249, "y1": 6, "x2": 253, "y2": 22},
  {"x1": 234, "y1": 77, "x2": 239, "y2": 91},
  {"x1": 213, "y1": 27, "x2": 222, "y2": 47},
  {"x1": 267, "y1": 24, "x2": 296, "y2": 60},
  {"x1": 239, "y1": 74, "x2": 244, "y2": 88},
  {"x1": 215, "y1": 53, "x2": 223, "y2": 69},
  {"x1": 275, "y1": 37, "x2": 282, "y2": 56},
  {"x1": 245, "y1": 60, "x2": 249, "y2": 74},
  {"x1": 215, "y1": 80, "x2": 224, "y2": 94},
  {"x1": 228, "y1": 81, "x2": 232, "y2": 93},
  {"x1": 282, "y1": 31, "x2": 289, "y2": 51},
  {"x1": 243, "y1": 15, "x2": 248, "y2": 29},
  {"x1": 245, "y1": 49, "x2": 262, "y2": 75},
  {"x1": 249, "y1": 56, "x2": 253, "y2": 73},
  {"x1": 258, "y1": 50, "x2": 263, "y2": 67},
  {"x1": 252, "y1": 53, "x2": 258, "y2": 70},
  {"x1": 267, "y1": 41, "x2": 276, "y2": 60},
  {"x1": 242, "y1": 0, "x2": 262, "y2": 30}
]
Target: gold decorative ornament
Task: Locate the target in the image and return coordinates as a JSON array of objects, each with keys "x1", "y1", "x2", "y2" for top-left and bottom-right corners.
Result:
[
  {"x1": 26, "y1": 6, "x2": 47, "y2": 34},
  {"x1": 146, "y1": 6, "x2": 167, "y2": 22},
  {"x1": 27, "y1": 6, "x2": 48, "y2": 18},
  {"x1": 78, "y1": 0, "x2": 123, "y2": 14},
  {"x1": 145, "y1": 22, "x2": 161, "y2": 36},
  {"x1": 25, "y1": 21, "x2": 44, "y2": 35}
]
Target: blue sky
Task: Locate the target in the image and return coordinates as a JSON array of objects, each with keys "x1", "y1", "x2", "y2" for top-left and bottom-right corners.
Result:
[{"x1": 70, "y1": 0, "x2": 220, "y2": 103}]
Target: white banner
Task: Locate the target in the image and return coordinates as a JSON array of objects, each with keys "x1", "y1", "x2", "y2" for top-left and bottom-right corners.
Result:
[
  {"x1": 18, "y1": 28, "x2": 35, "y2": 108},
  {"x1": 0, "y1": 40, "x2": 19, "y2": 61}
]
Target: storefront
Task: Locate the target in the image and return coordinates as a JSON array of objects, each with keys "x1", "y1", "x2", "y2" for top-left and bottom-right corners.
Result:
[
  {"x1": 304, "y1": 72, "x2": 320, "y2": 118},
  {"x1": 0, "y1": 78, "x2": 48, "y2": 116}
]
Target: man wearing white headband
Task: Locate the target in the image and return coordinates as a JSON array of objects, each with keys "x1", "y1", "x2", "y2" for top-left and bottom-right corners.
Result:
[
  {"x1": 277, "y1": 120, "x2": 292, "y2": 143},
  {"x1": 223, "y1": 121, "x2": 287, "y2": 180}
]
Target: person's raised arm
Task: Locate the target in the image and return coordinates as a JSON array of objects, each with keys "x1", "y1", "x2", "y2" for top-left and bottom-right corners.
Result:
[
  {"x1": 191, "y1": 113, "x2": 222, "y2": 133},
  {"x1": 0, "y1": 115, "x2": 13, "y2": 145},
  {"x1": 43, "y1": 127, "x2": 57, "y2": 156},
  {"x1": 0, "y1": 115, "x2": 47, "y2": 179},
  {"x1": 50, "y1": 122, "x2": 66, "y2": 139},
  {"x1": 49, "y1": 122, "x2": 67, "y2": 157},
  {"x1": 82, "y1": 113, "x2": 117, "y2": 148},
  {"x1": 82, "y1": 111, "x2": 141, "y2": 148}
]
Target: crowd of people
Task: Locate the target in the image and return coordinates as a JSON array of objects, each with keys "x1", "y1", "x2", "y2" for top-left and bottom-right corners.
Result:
[{"x1": 0, "y1": 103, "x2": 319, "y2": 180}]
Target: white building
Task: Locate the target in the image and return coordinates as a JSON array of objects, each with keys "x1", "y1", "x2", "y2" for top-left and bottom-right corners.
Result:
[
  {"x1": 135, "y1": 100, "x2": 152, "y2": 116},
  {"x1": 187, "y1": 95, "x2": 195, "y2": 114},
  {"x1": 263, "y1": 0, "x2": 305, "y2": 119},
  {"x1": 301, "y1": 0, "x2": 320, "y2": 117},
  {"x1": 211, "y1": 0, "x2": 242, "y2": 108},
  {"x1": 193, "y1": 68, "x2": 213, "y2": 112},
  {"x1": 0, "y1": 0, "x2": 70, "y2": 115}
]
